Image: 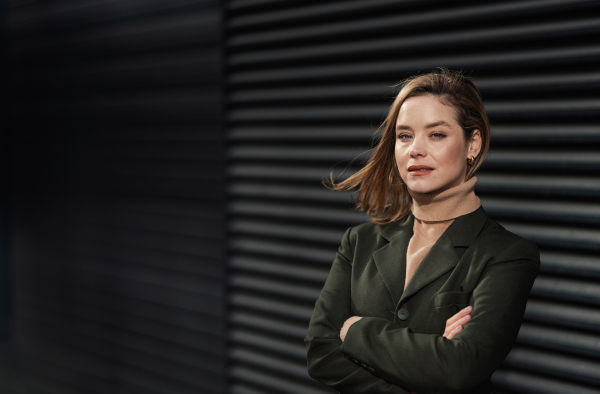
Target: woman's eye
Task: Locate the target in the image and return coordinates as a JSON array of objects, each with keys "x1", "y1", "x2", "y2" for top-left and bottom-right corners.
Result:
[
  {"x1": 431, "y1": 132, "x2": 446, "y2": 139},
  {"x1": 397, "y1": 134, "x2": 412, "y2": 140}
]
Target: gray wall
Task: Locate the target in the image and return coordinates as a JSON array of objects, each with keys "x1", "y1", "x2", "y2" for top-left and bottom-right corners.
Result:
[
  {"x1": 4, "y1": 1, "x2": 225, "y2": 393},
  {"x1": 225, "y1": 1, "x2": 600, "y2": 393}
]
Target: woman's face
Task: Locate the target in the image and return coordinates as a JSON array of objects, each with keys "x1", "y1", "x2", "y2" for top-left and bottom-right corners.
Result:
[{"x1": 395, "y1": 94, "x2": 481, "y2": 194}]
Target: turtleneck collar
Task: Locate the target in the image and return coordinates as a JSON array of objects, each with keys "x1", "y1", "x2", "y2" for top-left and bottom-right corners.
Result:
[{"x1": 408, "y1": 176, "x2": 481, "y2": 222}]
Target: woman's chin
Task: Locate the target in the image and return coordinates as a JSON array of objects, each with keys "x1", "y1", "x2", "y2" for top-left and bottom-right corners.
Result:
[{"x1": 405, "y1": 181, "x2": 440, "y2": 194}]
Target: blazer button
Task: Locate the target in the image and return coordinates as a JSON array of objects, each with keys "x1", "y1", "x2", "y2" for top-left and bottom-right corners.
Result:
[{"x1": 397, "y1": 308, "x2": 409, "y2": 320}]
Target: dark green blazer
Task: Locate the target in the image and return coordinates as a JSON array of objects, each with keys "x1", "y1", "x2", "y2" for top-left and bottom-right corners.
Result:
[{"x1": 305, "y1": 206, "x2": 540, "y2": 394}]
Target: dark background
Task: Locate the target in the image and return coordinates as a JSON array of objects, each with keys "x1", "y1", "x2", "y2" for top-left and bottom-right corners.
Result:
[{"x1": 2, "y1": 1, "x2": 600, "y2": 393}]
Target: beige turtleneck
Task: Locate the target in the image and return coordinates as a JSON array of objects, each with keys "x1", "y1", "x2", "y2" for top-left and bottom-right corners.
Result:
[{"x1": 404, "y1": 176, "x2": 481, "y2": 290}]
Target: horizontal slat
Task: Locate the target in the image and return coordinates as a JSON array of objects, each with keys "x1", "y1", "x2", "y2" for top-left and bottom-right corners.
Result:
[
  {"x1": 228, "y1": 125, "x2": 376, "y2": 141},
  {"x1": 230, "y1": 275, "x2": 321, "y2": 301},
  {"x1": 228, "y1": 164, "x2": 348, "y2": 182},
  {"x1": 230, "y1": 237, "x2": 335, "y2": 264},
  {"x1": 517, "y1": 324, "x2": 600, "y2": 359},
  {"x1": 228, "y1": 146, "x2": 368, "y2": 161},
  {"x1": 481, "y1": 197, "x2": 600, "y2": 224},
  {"x1": 504, "y1": 347, "x2": 600, "y2": 386},
  {"x1": 531, "y1": 276, "x2": 600, "y2": 305},
  {"x1": 231, "y1": 330, "x2": 305, "y2": 359},
  {"x1": 231, "y1": 348, "x2": 308, "y2": 380},
  {"x1": 540, "y1": 251, "x2": 600, "y2": 278},
  {"x1": 230, "y1": 201, "x2": 366, "y2": 224},
  {"x1": 229, "y1": 183, "x2": 352, "y2": 204},
  {"x1": 230, "y1": 293, "x2": 313, "y2": 321},
  {"x1": 229, "y1": 45, "x2": 600, "y2": 84},
  {"x1": 230, "y1": 366, "x2": 332, "y2": 394},
  {"x1": 502, "y1": 222, "x2": 600, "y2": 251},
  {"x1": 231, "y1": 255, "x2": 330, "y2": 283},
  {"x1": 525, "y1": 300, "x2": 600, "y2": 332},
  {"x1": 477, "y1": 174, "x2": 600, "y2": 197},
  {"x1": 227, "y1": 0, "x2": 290, "y2": 13},
  {"x1": 230, "y1": 219, "x2": 346, "y2": 244},
  {"x1": 230, "y1": 312, "x2": 308, "y2": 339},
  {"x1": 492, "y1": 369, "x2": 600, "y2": 394}
]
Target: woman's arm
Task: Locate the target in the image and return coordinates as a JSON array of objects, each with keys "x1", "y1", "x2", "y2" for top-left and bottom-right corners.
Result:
[
  {"x1": 305, "y1": 228, "x2": 411, "y2": 394},
  {"x1": 339, "y1": 239, "x2": 540, "y2": 394},
  {"x1": 340, "y1": 306, "x2": 473, "y2": 342}
]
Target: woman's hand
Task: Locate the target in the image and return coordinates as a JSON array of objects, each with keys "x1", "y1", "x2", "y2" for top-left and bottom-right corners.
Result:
[
  {"x1": 443, "y1": 305, "x2": 472, "y2": 339},
  {"x1": 340, "y1": 316, "x2": 362, "y2": 342}
]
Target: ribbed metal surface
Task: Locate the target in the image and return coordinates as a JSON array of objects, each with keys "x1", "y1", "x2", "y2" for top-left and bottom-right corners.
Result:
[
  {"x1": 6, "y1": 1, "x2": 225, "y2": 393},
  {"x1": 226, "y1": 1, "x2": 600, "y2": 393}
]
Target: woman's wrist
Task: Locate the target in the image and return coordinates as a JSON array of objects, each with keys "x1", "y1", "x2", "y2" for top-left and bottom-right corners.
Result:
[{"x1": 340, "y1": 316, "x2": 363, "y2": 342}]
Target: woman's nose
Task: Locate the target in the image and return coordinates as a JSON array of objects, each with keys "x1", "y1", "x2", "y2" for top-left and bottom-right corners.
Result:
[{"x1": 410, "y1": 138, "x2": 427, "y2": 158}]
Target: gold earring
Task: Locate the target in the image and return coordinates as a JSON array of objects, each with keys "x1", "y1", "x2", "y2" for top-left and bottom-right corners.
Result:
[{"x1": 467, "y1": 156, "x2": 474, "y2": 166}]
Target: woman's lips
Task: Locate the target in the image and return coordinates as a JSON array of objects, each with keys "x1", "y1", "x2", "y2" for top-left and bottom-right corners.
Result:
[{"x1": 408, "y1": 165, "x2": 433, "y2": 176}]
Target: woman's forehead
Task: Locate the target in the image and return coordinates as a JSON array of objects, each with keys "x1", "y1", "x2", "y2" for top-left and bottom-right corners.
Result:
[{"x1": 396, "y1": 95, "x2": 460, "y2": 127}]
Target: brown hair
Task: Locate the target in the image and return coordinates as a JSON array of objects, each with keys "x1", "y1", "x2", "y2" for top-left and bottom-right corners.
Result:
[{"x1": 329, "y1": 69, "x2": 490, "y2": 224}]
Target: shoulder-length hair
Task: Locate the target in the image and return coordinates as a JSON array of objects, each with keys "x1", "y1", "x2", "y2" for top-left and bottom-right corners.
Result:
[{"x1": 330, "y1": 69, "x2": 490, "y2": 225}]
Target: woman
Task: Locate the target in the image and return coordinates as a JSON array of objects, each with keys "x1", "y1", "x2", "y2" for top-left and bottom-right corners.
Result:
[{"x1": 304, "y1": 69, "x2": 540, "y2": 394}]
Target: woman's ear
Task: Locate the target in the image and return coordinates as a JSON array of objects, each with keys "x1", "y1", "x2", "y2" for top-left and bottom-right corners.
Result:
[{"x1": 468, "y1": 129, "x2": 482, "y2": 159}]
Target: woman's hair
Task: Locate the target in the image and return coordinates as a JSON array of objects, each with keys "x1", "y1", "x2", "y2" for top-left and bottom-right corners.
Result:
[{"x1": 329, "y1": 68, "x2": 490, "y2": 224}]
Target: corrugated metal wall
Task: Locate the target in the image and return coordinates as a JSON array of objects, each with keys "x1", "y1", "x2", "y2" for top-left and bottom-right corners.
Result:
[
  {"x1": 5, "y1": 1, "x2": 225, "y2": 393},
  {"x1": 225, "y1": 1, "x2": 600, "y2": 393}
]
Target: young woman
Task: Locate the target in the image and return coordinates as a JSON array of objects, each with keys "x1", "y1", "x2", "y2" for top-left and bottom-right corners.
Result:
[{"x1": 305, "y1": 69, "x2": 540, "y2": 394}]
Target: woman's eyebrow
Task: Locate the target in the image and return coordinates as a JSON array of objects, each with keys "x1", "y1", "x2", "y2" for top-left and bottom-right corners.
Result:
[
  {"x1": 425, "y1": 121, "x2": 452, "y2": 129},
  {"x1": 396, "y1": 120, "x2": 451, "y2": 131}
]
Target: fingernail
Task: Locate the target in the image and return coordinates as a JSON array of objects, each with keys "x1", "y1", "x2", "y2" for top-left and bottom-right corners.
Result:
[
  {"x1": 463, "y1": 315, "x2": 470, "y2": 320},
  {"x1": 463, "y1": 306, "x2": 471, "y2": 311},
  {"x1": 455, "y1": 325, "x2": 462, "y2": 330}
]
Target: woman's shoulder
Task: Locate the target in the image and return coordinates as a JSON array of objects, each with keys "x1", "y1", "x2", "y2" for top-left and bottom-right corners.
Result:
[
  {"x1": 476, "y1": 213, "x2": 540, "y2": 265},
  {"x1": 345, "y1": 213, "x2": 414, "y2": 248}
]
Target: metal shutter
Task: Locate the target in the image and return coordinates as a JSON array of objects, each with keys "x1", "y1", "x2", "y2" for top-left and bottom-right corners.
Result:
[
  {"x1": 5, "y1": 1, "x2": 225, "y2": 393},
  {"x1": 225, "y1": 1, "x2": 600, "y2": 393}
]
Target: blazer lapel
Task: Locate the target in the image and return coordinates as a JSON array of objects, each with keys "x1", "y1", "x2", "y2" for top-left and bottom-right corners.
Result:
[
  {"x1": 399, "y1": 231, "x2": 458, "y2": 304},
  {"x1": 398, "y1": 206, "x2": 489, "y2": 305},
  {"x1": 372, "y1": 214, "x2": 414, "y2": 304}
]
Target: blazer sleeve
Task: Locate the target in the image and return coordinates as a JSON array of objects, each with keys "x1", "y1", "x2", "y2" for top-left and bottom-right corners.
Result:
[
  {"x1": 305, "y1": 228, "x2": 411, "y2": 394},
  {"x1": 340, "y1": 238, "x2": 540, "y2": 394}
]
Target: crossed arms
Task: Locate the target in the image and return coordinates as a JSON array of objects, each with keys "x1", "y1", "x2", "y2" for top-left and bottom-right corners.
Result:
[{"x1": 305, "y1": 227, "x2": 539, "y2": 394}]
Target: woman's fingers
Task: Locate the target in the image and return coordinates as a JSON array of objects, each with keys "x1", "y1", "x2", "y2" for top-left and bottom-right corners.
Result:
[
  {"x1": 443, "y1": 306, "x2": 472, "y2": 339},
  {"x1": 447, "y1": 306, "x2": 471, "y2": 326},
  {"x1": 443, "y1": 315, "x2": 470, "y2": 339}
]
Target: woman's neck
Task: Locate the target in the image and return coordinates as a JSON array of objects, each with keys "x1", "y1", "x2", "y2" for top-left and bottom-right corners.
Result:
[{"x1": 408, "y1": 176, "x2": 481, "y2": 222}]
